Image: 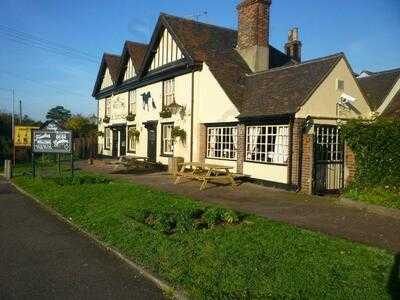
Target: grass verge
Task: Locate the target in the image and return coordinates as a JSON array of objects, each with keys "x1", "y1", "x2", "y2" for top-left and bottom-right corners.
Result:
[
  {"x1": 13, "y1": 172, "x2": 399, "y2": 299},
  {"x1": 345, "y1": 185, "x2": 400, "y2": 211}
]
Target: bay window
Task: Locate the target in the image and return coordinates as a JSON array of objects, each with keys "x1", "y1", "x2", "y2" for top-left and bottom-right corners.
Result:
[
  {"x1": 246, "y1": 125, "x2": 289, "y2": 164},
  {"x1": 162, "y1": 123, "x2": 174, "y2": 156},
  {"x1": 207, "y1": 126, "x2": 237, "y2": 160}
]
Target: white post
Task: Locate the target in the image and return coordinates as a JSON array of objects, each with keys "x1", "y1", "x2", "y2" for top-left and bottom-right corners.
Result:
[{"x1": 4, "y1": 160, "x2": 11, "y2": 180}]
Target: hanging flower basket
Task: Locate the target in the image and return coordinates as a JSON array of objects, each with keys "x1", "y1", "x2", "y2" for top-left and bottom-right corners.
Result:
[
  {"x1": 103, "y1": 116, "x2": 110, "y2": 124},
  {"x1": 171, "y1": 126, "x2": 186, "y2": 141},
  {"x1": 160, "y1": 108, "x2": 172, "y2": 119},
  {"x1": 126, "y1": 113, "x2": 136, "y2": 122},
  {"x1": 97, "y1": 131, "x2": 104, "y2": 137},
  {"x1": 167, "y1": 100, "x2": 183, "y2": 115},
  {"x1": 129, "y1": 127, "x2": 140, "y2": 139}
]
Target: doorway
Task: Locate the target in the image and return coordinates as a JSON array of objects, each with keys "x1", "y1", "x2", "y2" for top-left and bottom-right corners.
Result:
[
  {"x1": 313, "y1": 125, "x2": 344, "y2": 194},
  {"x1": 145, "y1": 121, "x2": 157, "y2": 163},
  {"x1": 111, "y1": 126, "x2": 126, "y2": 158}
]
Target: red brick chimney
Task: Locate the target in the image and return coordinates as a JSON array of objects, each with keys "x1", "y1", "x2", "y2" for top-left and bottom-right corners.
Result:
[
  {"x1": 285, "y1": 28, "x2": 302, "y2": 62},
  {"x1": 237, "y1": 0, "x2": 272, "y2": 72}
]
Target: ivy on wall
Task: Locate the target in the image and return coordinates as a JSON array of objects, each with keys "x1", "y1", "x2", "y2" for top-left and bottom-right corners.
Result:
[{"x1": 342, "y1": 118, "x2": 400, "y2": 188}]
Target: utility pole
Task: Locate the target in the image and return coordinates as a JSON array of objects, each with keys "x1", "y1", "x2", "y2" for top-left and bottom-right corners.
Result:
[
  {"x1": 11, "y1": 89, "x2": 15, "y2": 165},
  {"x1": 19, "y1": 100, "x2": 22, "y2": 124}
]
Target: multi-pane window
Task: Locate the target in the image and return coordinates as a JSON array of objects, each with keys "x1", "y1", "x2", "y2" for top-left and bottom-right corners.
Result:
[
  {"x1": 163, "y1": 78, "x2": 175, "y2": 106},
  {"x1": 246, "y1": 125, "x2": 289, "y2": 164},
  {"x1": 128, "y1": 125, "x2": 137, "y2": 153},
  {"x1": 162, "y1": 123, "x2": 174, "y2": 155},
  {"x1": 105, "y1": 98, "x2": 111, "y2": 117},
  {"x1": 128, "y1": 90, "x2": 137, "y2": 114},
  {"x1": 207, "y1": 126, "x2": 237, "y2": 160},
  {"x1": 104, "y1": 127, "x2": 111, "y2": 150}
]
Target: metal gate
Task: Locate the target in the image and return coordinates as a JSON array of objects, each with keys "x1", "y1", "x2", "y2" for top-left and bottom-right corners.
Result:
[{"x1": 313, "y1": 125, "x2": 344, "y2": 194}]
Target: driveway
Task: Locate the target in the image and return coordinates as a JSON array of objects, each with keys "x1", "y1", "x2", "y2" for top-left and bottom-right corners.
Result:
[
  {"x1": 0, "y1": 178, "x2": 165, "y2": 300},
  {"x1": 80, "y1": 160, "x2": 400, "y2": 253}
]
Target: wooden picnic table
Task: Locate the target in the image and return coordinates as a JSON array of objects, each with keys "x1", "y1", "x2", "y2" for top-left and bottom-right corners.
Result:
[{"x1": 174, "y1": 162, "x2": 237, "y2": 191}]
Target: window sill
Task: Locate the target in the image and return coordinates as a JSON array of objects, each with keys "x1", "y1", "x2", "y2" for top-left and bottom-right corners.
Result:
[
  {"x1": 160, "y1": 153, "x2": 173, "y2": 158},
  {"x1": 205, "y1": 157, "x2": 237, "y2": 162},
  {"x1": 244, "y1": 160, "x2": 288, "y2": 167}
]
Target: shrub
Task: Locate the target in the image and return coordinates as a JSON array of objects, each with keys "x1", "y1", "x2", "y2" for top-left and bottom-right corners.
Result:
[
  {"x1": 50, "y1": 174, "x2": 111, "y2": 186},
  {"x1": 342, "y1": 118, "x2": 400, "y2": 188},
  {"x1": 154, "y1": 212, "x2": 177, "y2": 234},
  {"x1": 128, "y1": 208, "x2": 152, "y2": 223},
  {"x1": 203, "y1": 207, "x2": 224, "y2": 228},
  {"x1": 222, "y1": 210, "x2": 239, "y2": 224}
]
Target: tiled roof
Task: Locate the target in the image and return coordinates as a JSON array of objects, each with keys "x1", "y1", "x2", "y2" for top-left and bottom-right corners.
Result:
[
  {"x1": 125, "y1": 41, "x2": 148, "y2": 71},
  {"x1": 358, "y1": 69, "x2": 400, "y2": 110},
  {"x1": 382, "y1": 90, "x2": 400, "y2": 118},
  {"x1": 103, "y1": 54, "x2": 121, "y2": 82},
  {"x1": 162, "y1": 14, "x2": 293, "y2": 110},
  {"x1": 239, "y1": 53, "x2": 343, "y2": 118}
]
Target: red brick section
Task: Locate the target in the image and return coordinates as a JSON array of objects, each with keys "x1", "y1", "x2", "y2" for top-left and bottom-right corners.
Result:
[
  {"x1": 236, "y1": 124, "x2": 246, "y2": 174},
  {"x1": 301, "y1": 134, "x2": 314, "y2": 194},
  {"x1": 345, "y1": 145, "x2": 356, "y2": 185},
  {"x1": 237, "y1": 0, "x2": 271, "y2": 49},
  {"x1": 290, "y1": 118, "x2": 305, "y2": 188},
  {"x1": 198, "y1": 124, "x2": 206, "y2": 163}
]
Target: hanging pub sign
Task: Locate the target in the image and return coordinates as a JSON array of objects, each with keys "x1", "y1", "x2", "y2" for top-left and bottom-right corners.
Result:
[{"x1": 32, "y1": 120, "x2": 72, "y2": 154}]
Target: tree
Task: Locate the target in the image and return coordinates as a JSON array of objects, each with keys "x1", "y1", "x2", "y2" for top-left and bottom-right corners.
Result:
[
  {"x1": 46, "y1": 106, "x2": 71, "y2": 125},
  {"x1": 65, "y1": 114, "x2": 97, "y2": 138}
]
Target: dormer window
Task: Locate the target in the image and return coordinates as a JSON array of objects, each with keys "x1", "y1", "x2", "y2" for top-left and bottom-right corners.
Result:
[
  {"x1": 163, "y1": 78, "x2": 175, "y2": 107},
  {"x1": 124, "y1": 58, "x2": 136, "y2": 81}
]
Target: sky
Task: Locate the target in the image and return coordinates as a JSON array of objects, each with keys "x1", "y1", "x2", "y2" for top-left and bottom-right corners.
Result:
[{"x1": 0, "y1": 0, "x2": 399, "y2": 121}]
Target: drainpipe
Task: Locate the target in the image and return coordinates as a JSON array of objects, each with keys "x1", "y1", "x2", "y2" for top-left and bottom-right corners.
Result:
[{"x1": 190, "y1": 71, "x2": 195, "y2": 162}]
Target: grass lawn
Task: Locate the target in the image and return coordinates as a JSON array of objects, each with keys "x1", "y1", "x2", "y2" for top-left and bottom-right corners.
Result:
[
  {"x1": 345, "y1": 186, "x2": 400, "y2": 211},
  {"x1": 12, "y1": 172, "x2": 399, "y2": 299}
]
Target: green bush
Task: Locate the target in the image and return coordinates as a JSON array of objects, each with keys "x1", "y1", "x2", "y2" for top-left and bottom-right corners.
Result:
[
  {"x1": 222, "y1": 209, "x2": 239, "y2": 224},
  {"x1": 154, "y1": 212, "x2": 177, "y2": 234},
  {"x1": 342, "y1": 118, "x2": 400, "y2": 188},
  {"x1": 50, "y1": 174, "x2": 111, "y2": 186},
  {"x1": 203, "y1": 207, "x2": 225, "y2": 228}
]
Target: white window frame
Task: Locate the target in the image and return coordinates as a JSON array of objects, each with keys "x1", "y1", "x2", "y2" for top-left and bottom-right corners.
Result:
[
  {"x1": 105, "y1": 97, "x2": 111, "y2": 117},
  {"x1": 104, "y1": 127, "x2": 111, "y2": 150},
  {"x1": 162, "y1": 123, "x2": 174, "y2": 156},
  {"x1": 246, "y1": 125, "x2": 289, "y2": 165},
  {"x1": 128, "y1": 125, "x2": 137, "y2": 153},
  {"x1": 128, "y1": 90, "x2": 137, "y2": 114},
  {"x1": 206, "y1": 126, "x2": 238, "y2": 160},
  {"x1": 163, "y1": 78, "x2": 175, "y2": 106}
]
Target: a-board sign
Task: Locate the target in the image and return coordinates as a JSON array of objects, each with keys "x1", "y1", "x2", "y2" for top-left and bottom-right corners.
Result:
[
  {"x1": 15, "y1": 126, "x2": 39, "y2": 147},
  {"x1": 32, "y1": 121, "x2": 72, "y2": 154}
]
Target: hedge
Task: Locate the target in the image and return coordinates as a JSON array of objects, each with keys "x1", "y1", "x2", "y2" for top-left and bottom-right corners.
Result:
[{"x1": 342, "y1": 118, "x2": 400, "y2": 188}]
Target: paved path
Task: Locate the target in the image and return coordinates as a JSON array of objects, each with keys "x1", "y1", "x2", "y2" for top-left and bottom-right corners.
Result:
[
  {"x1": 80, "y1": 161, "x2": 400, "y2": 253},
  {"x1": 0, "y1": 178, "x2": 165, "y2": 300}
]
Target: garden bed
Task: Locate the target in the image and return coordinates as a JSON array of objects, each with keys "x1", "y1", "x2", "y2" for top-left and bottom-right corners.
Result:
[{"x1": 12, "y1": 172, "x2": 398, "y2": 299}]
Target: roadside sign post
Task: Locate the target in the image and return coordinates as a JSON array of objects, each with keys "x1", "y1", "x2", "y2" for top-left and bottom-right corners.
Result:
[{"x1": 31, "y1": 121, "x2": 73, "y2": 178}]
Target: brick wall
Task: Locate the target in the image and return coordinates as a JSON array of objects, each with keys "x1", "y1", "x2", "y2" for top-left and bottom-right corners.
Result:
[
  {"x1": 301, "y1": 134, "x2": 314, "y2": 194},
  {"x1": 198, "y1": 124, "x2": 206, "y2": 163},
  {"x1": 345, "y1": 145, "x2": 356, "y2": 185},
  {"x1": 236, "y1": 124, "x2": 246, "y2": 174},
  {"x1": 290, "y1": 118, "x2": 305, "y2": 188},
  {"x1": 237, "y1": 0, "x2": 271, "y2": 49}
]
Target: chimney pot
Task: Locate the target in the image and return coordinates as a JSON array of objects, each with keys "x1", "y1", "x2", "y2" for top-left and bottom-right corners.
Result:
[{"x1": 285, "y1": 27, "x2": 302, "y2": 63}]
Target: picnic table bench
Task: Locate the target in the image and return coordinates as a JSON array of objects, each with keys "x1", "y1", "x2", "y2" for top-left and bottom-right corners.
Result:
[{"x1": 174, "y1": 162, "x2": 238, "y2": 191}]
